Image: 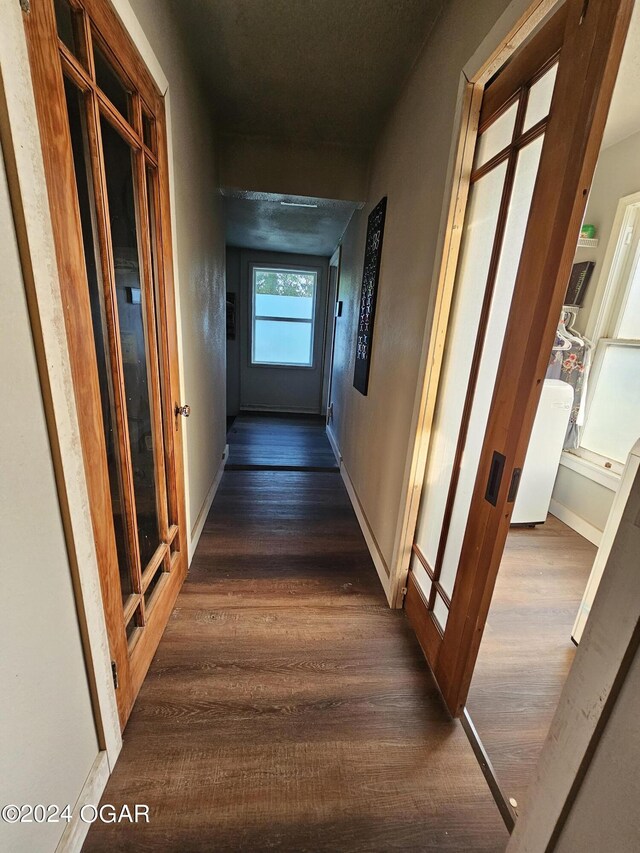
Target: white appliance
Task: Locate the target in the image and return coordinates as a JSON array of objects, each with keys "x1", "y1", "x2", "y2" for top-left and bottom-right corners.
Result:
[
  {"x1": 572, "y1": 439, "x2": 640, "y2": 644},
  {"x1": 511, "y1": 379, "x2": 574, "y2": 525}
]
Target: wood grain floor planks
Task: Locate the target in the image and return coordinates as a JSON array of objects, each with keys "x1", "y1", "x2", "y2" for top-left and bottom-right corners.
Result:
[
  {"x1": 466, "y1": 514, "x2": 596, "y2": 812},
  {"x1": 226, "y1": 414, "x2": 339, "y2": 471},
  {"x1": 85, "y1": 468, "x2": 507, "y2": 851}
]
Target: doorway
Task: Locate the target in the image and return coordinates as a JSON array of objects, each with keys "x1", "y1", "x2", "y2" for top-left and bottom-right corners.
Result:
[
  {"x1": 24, "y1": 0, "x2": 187, "y2": 727},
  {"x1": 235, "y1": 251, "x2": 329, "y2": 414},
  {"x1": 466, "y1": 2, "x2": 640, "y2": 812},
  {"x1": 404, "y1": 0, "x2": 634, "y2": 827}
]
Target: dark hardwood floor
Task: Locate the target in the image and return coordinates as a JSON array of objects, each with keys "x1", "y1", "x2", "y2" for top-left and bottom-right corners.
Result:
[
  {"x1": 466, "y1": 514, "x2": 596, "y2": 812},
  {"x1": 226, "y1": 413, "x2": 339, "y2": 471},
  {"x1": 85, "y1": 471, "x2": 508, "y2": 852}
]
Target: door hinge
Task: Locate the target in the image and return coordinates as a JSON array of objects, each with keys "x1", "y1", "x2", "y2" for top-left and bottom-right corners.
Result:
[
  {"x1": 20, "y1": 0, "x2": 30, "y2": 13},
  {"x1": 111, "y1": 660, "x2": 119, "y2": 690},
  {"x1": 401, "y1": 586, "x2": 408, "y2": 597}
]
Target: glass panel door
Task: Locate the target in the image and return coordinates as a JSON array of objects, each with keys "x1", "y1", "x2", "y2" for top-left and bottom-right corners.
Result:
[
  {"x1": 28, "y1": 0, "x2": 188, "y2": 726},
  {"x1": 409, "y1": 32, "x2": 563, "y2": 681}
]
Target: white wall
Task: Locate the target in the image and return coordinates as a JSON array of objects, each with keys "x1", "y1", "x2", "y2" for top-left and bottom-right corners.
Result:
[
  {"x1": 508, "y1": 465, "x2": 640, "y2": 852},
  {"x1": 328, "y1": 0, "x2": 514, "y2": 574},
  {"x1": 128, "y1": 0, "x2": 227, "y2": 547},
  {"x1": 554, "y1": 642, "x2": 640, "y2": 852},
  {"x1": 550, "y1": 129, "x2": 640, "y2": 542},
  {"x1": 0, "y1": 141, "x2": 99, "y2": 853}
]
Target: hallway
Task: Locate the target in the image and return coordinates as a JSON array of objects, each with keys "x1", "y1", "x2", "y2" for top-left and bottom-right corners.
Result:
[{"x1": 84, "y1": 425, "x2": 507, "y2": 851}]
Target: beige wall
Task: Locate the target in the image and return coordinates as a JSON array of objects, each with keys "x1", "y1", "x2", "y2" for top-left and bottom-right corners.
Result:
[
  {"x1": 219, "y1": 133, "x2": 369, "y2": 202},
  {"x1": 550, "y1": 129, "x2": 640, "y2": 540},
  {"x1": 329, "y1": 0, "x2": 514, "y2": 571},
  {"x1": 0, "y1": 141, "x2": 99, "y2": 853},
  {"x1": 128, "y1": 0, "x2": 227, "y2": 546}
]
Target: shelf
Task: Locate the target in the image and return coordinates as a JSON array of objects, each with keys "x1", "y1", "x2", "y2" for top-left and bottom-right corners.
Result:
[{"x1": 577, "y1": 236, "x2": 599, "y2": 248}]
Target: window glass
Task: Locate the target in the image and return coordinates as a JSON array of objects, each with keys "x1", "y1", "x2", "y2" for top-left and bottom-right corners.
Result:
[
  {"x1": 252, "y1": 269, "x2": 316, "y2": 366},
  {"x1": 101, "y1": 116, "x2": 161, "y2": 568},
  {"x1": 523, "y1": 63, "x2": 558, "y2": 132},
  {"x1": 581, "y1": 345, "x2": 640, "y2": 463},
  {"x1": 93, "y1": 38, "x2": 130, "y2": 119},
  {"x1": 63, "y1": 75, "x2": 133, "y2": 604},
  {"x1": 474, "y1": 101, "x2": 518, "y2": 170},
  {"x1": 617, "y1": 252, "x2": 640, "y2": 339}
]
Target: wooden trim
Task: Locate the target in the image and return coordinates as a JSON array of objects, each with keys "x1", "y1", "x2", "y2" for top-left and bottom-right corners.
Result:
[
  {"x1": 390, "y1": 78, "x2": 483, "y2": 607},
  {"x1": 140, "y1": 543, "x2": 168, "y2": 593},
  {"x1": 24, "y1": 0, "x2": 189, "y2": 727},
  {"x1": 84, "y1": 80, "x2": 144, "y2": 593},
  {"x1": 131, "y1": 93, "x2": 170, "y2": 546},
  {"x1": 405, "y1": 573, "x2": 442, "y2": 671},
  {"x1": 23, "y1": 0, "x2": 132, "y2": 729},
  {"x1": 432, "y1": 87, "x2": 532, "y2": 586},
  {"x1": 480, "y1": 3, "x2": 567, "y2": 126},
  {"x1": 53, "y1": 750, "x2": 111, "y2": 853},
  {"x1": 411, "y1": 544, "x2": 451, "y2": 608},
  {"x1": 436, "y1": 0, "x2": 634, "y2": 716},
  {"x1": 97, "y1": 91, "x2": 140, "y2": 150}
]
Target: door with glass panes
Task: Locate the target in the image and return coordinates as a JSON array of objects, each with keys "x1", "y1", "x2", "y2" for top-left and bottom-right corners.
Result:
[
  {"x1": 405, "y1": 0, "x2": 633, "y2": 716},
  {"x1": 24, "y1": 0, "x2": 188, "y2": 727}
]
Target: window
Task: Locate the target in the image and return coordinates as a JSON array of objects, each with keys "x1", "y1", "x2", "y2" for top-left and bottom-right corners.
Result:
[
  {"x1": 251, "y1": 267, "x2": 317, "y2": 367},
  {"x1": 577, "y1": 196, "x2": 640, "y2": 472}
]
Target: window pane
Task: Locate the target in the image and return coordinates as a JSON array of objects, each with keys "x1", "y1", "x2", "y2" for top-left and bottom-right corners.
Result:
[
  {"x1": 618, "y1": 254, "x2": 640, "y2": 339},
  {"x1": 523, "y1": 63, "x2": 558, "y2": 132},
  {"x1": 93, "y1": 38, "x2": 130, "y2": 119},
  {"x1": 474, "y1": 100, "x2": 518, "y2": 170},
  {"x1": 410, "y1": 552, "x2": 432, "y2": 602},
  {"x1": 253, "y1": 319, "x2": 313, "y2": 365},
  {"x1": 54, "y1": 0, "x2": 82, "y2": 61},
  {"x1": 433, "y1": 592, "x2": 449, "y2": 632},
  {"x1": 63, "y1": 76, "x2": 133, "y2": 604},
  {"x1": 440, "y1": 135, "x2": 545, "y2": 598},
  {"x1": 101, "y1": 116, "x2": 161, "y2": 568},
  {"x1": 142, "y1": 109, "x2": 155, "y2": 151},
  {"x1": 581, "y1": 345, "x2": 640, "y2": 463},
  {"x1": 414, "y1": 161, "x2": 508, "y2": 567},
  {"x1": 254, "y1": 269, "x2": 316, "y2": 319}
]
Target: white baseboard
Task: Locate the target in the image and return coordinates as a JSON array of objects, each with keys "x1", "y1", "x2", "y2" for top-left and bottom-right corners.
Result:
[
  {"x1": 56, "y1": 751, "x2": 110, "y2": 853},
  {"x1": 339, "y1": 464, "x2": 393, "y2": 605},
  {"x1": 549, "y1": 499, "x2": 603, "y2": 546},
  {"x1": 188, "y1": 444, "x2": 229, "y2": 564},
  {"x1": 325, "y1": 423, "x2": 342, "y2": 465}
]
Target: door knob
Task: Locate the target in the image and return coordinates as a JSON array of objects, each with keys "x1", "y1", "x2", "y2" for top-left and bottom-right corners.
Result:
[{"x1": 175, "y1": 403, "x2": 191, "y2": 418}]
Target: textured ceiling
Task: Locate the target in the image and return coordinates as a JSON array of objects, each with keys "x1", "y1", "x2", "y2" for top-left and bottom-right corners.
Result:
[
  {"x1": 174, "y1": 0, "x2": 443, "y2": 148},
  {"x1": 224, "y1": 191, "x2": 360, "y2": 255}
]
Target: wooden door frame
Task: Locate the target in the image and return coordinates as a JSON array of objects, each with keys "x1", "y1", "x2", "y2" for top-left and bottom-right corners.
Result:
[
  {"x1": 0, "y1": 0, "x2": 122, "y2": 765},
  {"x1": 18, "y1": 0, "x2": 189, "y2": 734},
  {"x1": 323, "y1": 244, "x2": 342, "y2": 420},
  {"x1": 406, "y1": 0, "x2": 633, "y2": 716}
]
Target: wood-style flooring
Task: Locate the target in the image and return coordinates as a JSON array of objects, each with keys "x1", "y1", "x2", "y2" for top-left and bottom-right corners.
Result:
[
  {"x1": 85, "y1": 469, "x2": 508, "y2": 851},
  {"x1": 226, "y1": 413, "x2": 339, "y2": 471},
  {"x1": 466, "y1": 514, "x2": 596, "y2": 813}
]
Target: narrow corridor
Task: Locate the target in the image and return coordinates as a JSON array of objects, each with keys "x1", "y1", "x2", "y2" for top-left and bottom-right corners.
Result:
[{"x1": 84, "y1": 421, "x2": 507, "y2": 851}]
